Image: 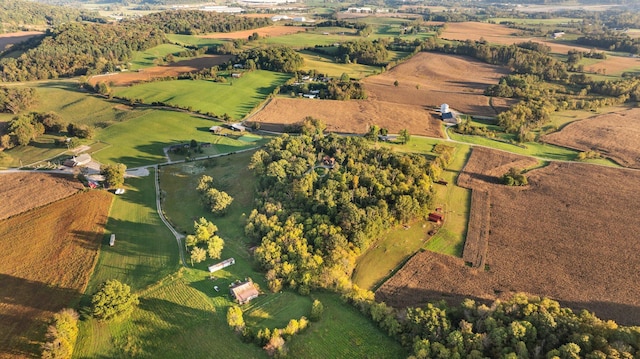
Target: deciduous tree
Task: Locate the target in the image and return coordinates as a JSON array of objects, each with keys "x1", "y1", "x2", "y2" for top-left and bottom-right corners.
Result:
[{"x1": 90, "y1": 280, "x2": 139, "y2": 321}]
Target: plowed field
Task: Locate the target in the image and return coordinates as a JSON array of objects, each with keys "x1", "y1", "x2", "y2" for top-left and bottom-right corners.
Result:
[
  {"x1": 362, "y1": 52, "x2": 512, "y2": 116},
  {"x1": 377, "y1": 147, "x2": 640, "y2": 325},
  {"x1": 542, "y1": 107, "x2": 640, "y2": 168},
  {"x1": 0, "y1": 173, "x2": 84, "y2": 220},
  {"x1": 0, "y1": 190, "x2": 113, "y2": 358},
  {"x1": 248, "y1": 97, "x2": 444, "y2": 137},
  {"x1": 198, "y1": 25, "x2": 305, "y2": 40},
  {"x1": 88, "y1": 55, "x2": 233, "y2": 86},
  {"x1": 0, "y1": 31, "x2": 43, "y2": 51}
]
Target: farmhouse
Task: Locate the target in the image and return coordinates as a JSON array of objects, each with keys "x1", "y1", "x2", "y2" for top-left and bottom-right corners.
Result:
[
  {"x1": 209, "y1": 125, "x2": 223, "y2": 134},
  {"x1": 63, "y1": 153, "x2": 92, "y2": 167},
  {"x1": 230, "y1": 280, "x2": 260, "y2": 304},
  {"x1": 208, "y1": 257, "x2": 235, "y2": 273}
]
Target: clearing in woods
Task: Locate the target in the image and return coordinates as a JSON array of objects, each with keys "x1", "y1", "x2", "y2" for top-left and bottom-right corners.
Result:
[
  {"x1": 542, "y1": 107, "x2": 640, "y2": 168},
  {"x1": 376, "y1": 147, "x2": 640, "y2": 326},
  {"x1": 0, "y1": 191, "x2": 113, "y2": 359},
  {"x1": 197, "y1": 25, "x2": 306, "y2": 40}
]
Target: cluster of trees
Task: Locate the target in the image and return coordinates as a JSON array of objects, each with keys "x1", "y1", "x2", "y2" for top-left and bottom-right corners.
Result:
[
  {"x1": 1, "y1": 112, "x2": 65, "y2": 148},
  {"x1": 90, "y1": 279, "x2": 139, "y2": 322},
  {"x1": 335, "y1": 40, "x2": 389, "y2": 66},
  {"x1": 41, "y1": 308, "x2": 79, "y2": 359},
  {"x1": 327, "y1": 79, "x2": 367, "y2": 100},
  {"x1": 235, "y1": 46, "x2": 304, "y2": 73},
  {"x1": 196, "y1": 175, "x2": 234, "y2": 215},
  {"x1": 246, "y1": 132, "x2": 436, "y2": 293},
  {"x1": 227, "y1": 304, "x2": 312, "y2": 357},
  {"x1": 100, "y1": 163, "x2": 126, "y2": 188},
  {"x1": 0, "y1": 86, "x2": 36, "y2": 113},
  {"x1": 502, "y1": 167, "x2": 528, "y2": 186},
  {"x1": 576, "y1": 32, "x2": 640, "y2": 54},
  {"x1": 0, "y1": 22, "x2": 165, "y2": 81},
  {"x1": 138, "y1": 10, "x2": 272, "y2": 35},
  {"x1": 485, "y1": 74, "x2": 547, "y2": 100},
  {"x1": 0, "y1": 0, "x2": 102, "y2": 32},
  {"x1": 455, "y1": 119, "x2": 496, "y2": 138},
  {"x1": 185, "y1": 217, "x2": 225, "y2": 265}
]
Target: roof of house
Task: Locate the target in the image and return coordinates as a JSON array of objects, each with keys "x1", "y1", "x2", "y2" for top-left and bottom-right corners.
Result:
[
  {"x1": 442, "y1": 112, "x2": 455, "y2": 120},
  {"x1": 209, "y1": 125, "x2": 222, "y2": 132},
  {"x1": 230, "y1": 123, "x2": 247, "y2": 131},
  {"x1": 230, "y1": 281, "x2": 259, "y2": 303}
]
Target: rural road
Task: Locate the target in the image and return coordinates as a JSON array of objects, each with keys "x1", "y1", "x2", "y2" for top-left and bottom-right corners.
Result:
[{"x1": 154, "y1": 165, "x2": 187, "y2": 267}]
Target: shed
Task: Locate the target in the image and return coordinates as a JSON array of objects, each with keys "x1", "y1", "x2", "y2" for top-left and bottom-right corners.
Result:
[
  {"x1": 231, "y1": 73, "x2": 242, "y2": 78},
  {"x1": 209, "y1": 125, "x2": 222, "y2": 134},
  {"x1": 442, "y1": 111, "x2": 458, "y2": 124},
  {"x1": 428, "y1": 212, "x2": 444, "y2": 224},
  {"x1": 63, "y1": 153, "x2": 92, "y2": 167},
  {"x1": 230, "y1": 281, "x2": 259, "y2": 304},
  {"x1": 208, "y1": 258, "x2": 235, "y2": 273},
  {"x1": 109, "y1": 234, "x2": 115, "y2": 246},
  {"x1": 229, "y1": 123, "x2": 246, "y2": 132}
]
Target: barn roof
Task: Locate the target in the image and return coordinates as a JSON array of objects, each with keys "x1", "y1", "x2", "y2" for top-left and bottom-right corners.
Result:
[{"x1": 230, "y1": 281, "x2": 259, "y2": 304}]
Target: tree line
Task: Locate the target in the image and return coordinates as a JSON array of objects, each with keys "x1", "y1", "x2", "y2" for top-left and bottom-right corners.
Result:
[
  {"x1": 0, "y1": 0, "x2": 103, "y2": 33},
  {"x1": 137, "y1": 10, "x2": 272, "y2": 35}
]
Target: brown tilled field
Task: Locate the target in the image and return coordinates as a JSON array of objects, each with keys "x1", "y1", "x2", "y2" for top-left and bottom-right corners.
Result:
[
  {"x1": 583, "y1": 55, "x2": 640, "y2": 76},
  {"x1": 542, "y1": 107, "x2": 640, "y2": 168},
  {"x1": 0, "y1": 173, "x2": 85, "y2": 220},
  {"x1": 0, "y1": 190, "x2": 113, "y2": 358},
  {"x1": 248, "y1": 97, "x2": 444, "y2": 137},
  {"x1": 0, "y1": 31, "x2": 43, "y2": 51},
  {"x1": 198, "y1": 25, "x2": 306, "y2": 40},
  {"x1": 377, "y1": 147, "x2": 640, "y2": 325},
  {"x1": 361, "y1": 52, "x2": 513, "y2": 116},
  {"x1": 88, "y1": 55, "x2": 233, "y2": 86}
]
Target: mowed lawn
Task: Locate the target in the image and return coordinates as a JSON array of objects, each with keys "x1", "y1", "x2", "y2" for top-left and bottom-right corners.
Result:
[
  {"x1": 114, "y1": 70, "x2": 291, "y2": 120},
  {"x1": 94, "y1": 110, "x2": 255, "y2": 167},
  {"x1": 286, "y1": 292, "x2": 407, "y2": 358}
]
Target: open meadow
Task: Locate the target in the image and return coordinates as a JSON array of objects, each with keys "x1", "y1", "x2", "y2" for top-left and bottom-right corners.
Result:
[
  {"x1": 0, "y1": 190, "x2": 112, "y2": 358},
  {"x1": 113, "y1": 70, "x2": 290, "y2": 119},
  {"x1": 0, "y1": 173, "x2": 84, "y2": 220},
  {"x1": 361, "y1": 52, "x2": 513, "y2": 116},
  {"x1": 198, "y1": 25, "x2": 306, "y2": 40},
  {"x1": 542, "y1": 107, "x2": 640, "y2": 168},
  {"x1": 377, "y1": 147, "x2": 640, "y2": 325}
]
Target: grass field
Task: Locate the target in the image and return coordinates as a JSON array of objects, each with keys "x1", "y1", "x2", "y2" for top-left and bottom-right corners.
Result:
[
  {"x1": 352, "y1": 219, "x2": 436, "y2": 290},
  {"x1": 254, "y1": 30, "x2": 359, "y2": 48},
  {"x1": 299, "y1": 50, "x2": 381, "y2": 79},
  {"x1": 165, "y1": 34, "x2": 224, "y2": 48},
  {"x1": 93, "y1": 110, "x2": 260, "y2": 167},
  {"x1": 114, "y1": 70, "x2": 290, "y2": 120},
  {"x1": 0, "y1": 191, "x2": 112, "y2": 358},
  {"x1": 129, "y1": 44, "x2": 188, "y2": 70},
  {"x1": 286, "y1": 292, "x2": 407, "y2": 358}
]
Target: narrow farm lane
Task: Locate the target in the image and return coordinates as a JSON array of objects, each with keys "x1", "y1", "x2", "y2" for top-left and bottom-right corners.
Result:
[{"x1": 154, "y1": 165, "x2": 187, "y2": 267}]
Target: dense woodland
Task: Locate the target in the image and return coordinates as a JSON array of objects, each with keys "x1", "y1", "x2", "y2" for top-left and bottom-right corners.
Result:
[
  {"x1": 246, "y1": 131, "x2": 439, "y2": 294},
  {"x1": 235, "y1": 47, "x2": 304, "y2": 73},
  {"x1": 0, "y1": 0, "x2": 102, "y2": 33},
  {"x1": 138, "y1": 11, "x2": 272, "y2": 35}
]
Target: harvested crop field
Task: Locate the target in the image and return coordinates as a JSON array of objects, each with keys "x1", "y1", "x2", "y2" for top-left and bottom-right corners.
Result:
[
  {"x1": 0, "y1": 173, "x2": 84, "y2": 220},
  {"x1": 377, "y1": 147, "x2": 640, "y2": 325},
  {"x1": 88, "y1": 54, "x2": 233, "y2": 86},
  {"x1": 199, "y1": 25, "x2": 306, "y2": 40},
  {"x1": 0, "y1": 31, "x2": 43, "y2": 51},
  {"x1": 440, "y1": 22, "x2": 593, "y2": 55},
  {"x1": 361, "y1": 52, "x2": 513, "y2": 116},
  {"x1": 248, "y1": 97, "x2": 444, "y2": 137},
  {"x1": 542, "y1": 107, "x2": 640, "y2": 168},
  {"x1": 583, "y1": 55, "x2": 640, "y2": 76},
  {"x1": 0, "y1": 190, "x2": 113, "y2": 358}
]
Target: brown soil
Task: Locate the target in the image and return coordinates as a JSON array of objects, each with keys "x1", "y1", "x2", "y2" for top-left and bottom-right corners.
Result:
[
  {"x1": 88, "y1": 54, "x2": 233, "y2": 86},
  {"x1": 198, "y1": 25, "x2": 306, "y2": 40},
  {"x1": 0, "y1": 31, "x2": 43, "y2": 52},
  {"x1": 541, "y1": 107, "x2": 640, "y2": 168},
  {"x1": 248, "y1": 97, "x2": 444, "y2": 137},
  {"x1": 361, "y1": 52, "x2": 513, "y2": 116},
  {"x1": 0, "y1": 173, "x2": 85, "y2": 220},
  {"x1": 377, "y1": 147, "x2": 640, "y2": 325},
  {"x1": 583, "y1": 55, "x2": 640, "y2": 76},
  {"x1": 0, "y1": 191, "x2": 113, "y2": 358}
]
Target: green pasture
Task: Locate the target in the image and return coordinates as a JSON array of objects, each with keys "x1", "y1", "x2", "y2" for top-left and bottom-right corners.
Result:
[
  {"x1": 114, "y1": 70, "x2": 290, "y2": 119},
  {"x1": 0, "y1": 134, "x2": 70, "y2": 168},
  {"x1": 244, "y1": 291, "x2": 313, "y2": 328},
  {"x1": 83, "y1": 171, "x2": 180, "y2": 295},
  {"x1": 165, "y1": 34, "x2": 224, "y2": 48},
  {"x1": 286, "y1": 292, "x2": 407, "y2": 358},
  {"x1": 353, "y1": 219, "x2": 436, "y2": 290},
  {"x1": 129, "y1": 44, "x2": 188, "y2": 70},
  {"x1": 32, "y1": 81, "x2": 140, "y2": 128},
  {"x1": 299, "y1": 50, "x2": 381, "y2": 78}
]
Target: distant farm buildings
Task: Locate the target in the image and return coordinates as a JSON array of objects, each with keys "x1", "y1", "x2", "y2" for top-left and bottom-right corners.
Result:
[
  {"x1": 230, "y1": 280, "x2": 260, "y2": 304},
  {"x1": 428, "y1": 212, "x2": 444, "y2": 224},
  {"x1": 208, "y1": 258, "x2": 236, "y2": 273},
  {"x1": 440, "y1": 103, "x2": 459, "y2": 124},
  {"x1": 63, "y1": 153, "x2": 92, "y2": 167},
  {"x1": 209, "y1": 125, "x2": 223, "y2": 134}
]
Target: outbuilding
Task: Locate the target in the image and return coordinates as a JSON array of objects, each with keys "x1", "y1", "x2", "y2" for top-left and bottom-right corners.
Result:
[
  {"x1": 208, "y1": 258, "x2": 236, "y2": 273},
  {"x1": 230, "y1": 280, "x2": 260, "y2": 304}
]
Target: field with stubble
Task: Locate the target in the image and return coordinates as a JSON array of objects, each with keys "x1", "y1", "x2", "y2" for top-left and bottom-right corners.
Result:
[
  {"x1": 0, "y1": 190, "x2": 113, "y2": 358},
  {"x1": 377, "y1": 147, "x2": 640, "y2": 325},
  {"x1": 542, "y1": 107, "x2": 640, "y2": 168},
  {"x1": 0, "y1": 173, "x2": 85, "y2": 220}
]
